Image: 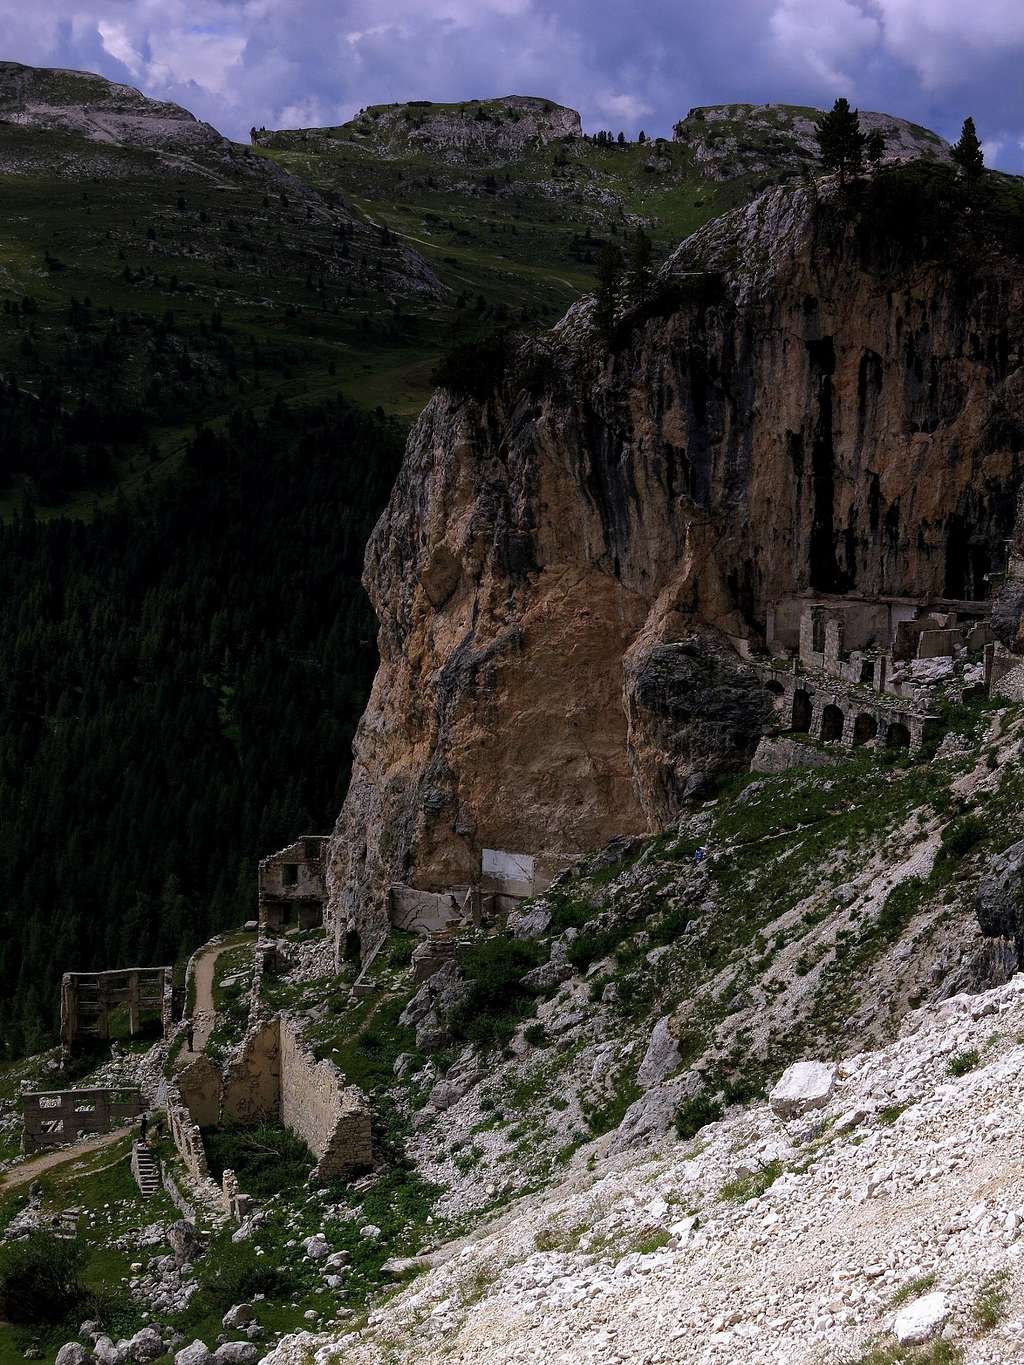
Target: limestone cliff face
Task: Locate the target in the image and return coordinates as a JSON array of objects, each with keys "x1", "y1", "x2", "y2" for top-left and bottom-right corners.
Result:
[{"x1": 329, "y1": 168, "x2": 1024, "y2": 959}]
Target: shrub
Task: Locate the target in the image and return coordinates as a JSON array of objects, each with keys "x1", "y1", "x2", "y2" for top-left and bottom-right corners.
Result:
[
  {"x1": 432, "y1": 330, "x2": 509, "y2": 403},
  {"x1": 0, "y1": 1231, "x2": 91, "y2": 1325},
  {"x1": 674, "y1": 1093, "x2": 724, "y2": 1141},
  {"x1": 947, "y1": 1048, "x2": 979, "y2": 1077},
  {"x1": 450, "y1": 937, "x2": 543, "y2": 1049},
  {"x1": 938, "y1": 814, "x2": 986, "y2": 862},
  {"x1": 718, "y1": 1159, "x2": 783, "y2": 1203},
  {"x1": 202, "y1": 1122, "x2": 312, "y2": 1197}
]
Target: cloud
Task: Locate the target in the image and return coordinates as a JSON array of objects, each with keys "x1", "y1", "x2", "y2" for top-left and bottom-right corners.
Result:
[{"x1": 0, "y1": 0, "x2": 1022, "y2": 169}]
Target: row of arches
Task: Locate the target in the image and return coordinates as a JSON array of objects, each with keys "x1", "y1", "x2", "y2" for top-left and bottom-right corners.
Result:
[{"x1": 763, "y1": 680, "x2": 911, "y2": 749}]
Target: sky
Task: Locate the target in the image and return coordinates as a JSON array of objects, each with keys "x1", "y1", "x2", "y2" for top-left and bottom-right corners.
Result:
[{"x1": 2, "y1": 0, "x2": 1024, "y2": 170}]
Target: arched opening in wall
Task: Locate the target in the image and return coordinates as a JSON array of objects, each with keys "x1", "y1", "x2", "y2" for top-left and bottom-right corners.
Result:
[
  {"x1": 853, "y1": 713, "x2": 877, "y2": 746},
  {"x1": 764, "y1": 680, "x2": 786, "y2": 719},
  {"x1": 821, "y1": 704, "x2": 844, "y2": 742},
  {"x1": 886, "y1": 722, "x2": 911, "y2": 749},
  {"x1": 792, "y1": 689, "x2": 813, "y2": 733},
  {"x1": 343, "y1": 929, "x2": 361, "y2": 964}
]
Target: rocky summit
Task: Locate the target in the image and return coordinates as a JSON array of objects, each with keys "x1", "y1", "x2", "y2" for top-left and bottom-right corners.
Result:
[{"x1": 1, "y1": 55, "x2": 1024, "y2": 1365}]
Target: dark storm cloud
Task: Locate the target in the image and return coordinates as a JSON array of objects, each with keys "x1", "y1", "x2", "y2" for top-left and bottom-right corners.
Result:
[{"x1": 1, "y1": 0, "x2": 1022, "y2": 169}]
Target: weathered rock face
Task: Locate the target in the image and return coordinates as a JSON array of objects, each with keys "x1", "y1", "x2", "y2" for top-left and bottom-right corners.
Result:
[{"x1": 329, "y1": 168, "x2": 1024, "y2": 960}]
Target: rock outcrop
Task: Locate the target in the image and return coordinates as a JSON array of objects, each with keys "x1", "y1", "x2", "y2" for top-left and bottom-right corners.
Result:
[
  {"x1": 0, "y1": 61, "x2": 224, "y2": 150},
  {"x1": 266, "y1": 96, "x2": 581, "y2": 165},
  {"x1": 672, "y1": 102, "x2": 951, "y2": 181},
  {"x1": 328, "y1": 165, "x2": 1024, "y2": 960}
]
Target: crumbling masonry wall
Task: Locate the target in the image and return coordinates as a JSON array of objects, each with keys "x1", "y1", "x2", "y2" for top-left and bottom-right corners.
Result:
[
  {"x1": 174, "y1": 1015, "x2": 373, "y2": 1183},
  {"x1": 279, "y1": 1016, "x2": 373, "y2": 1181}
]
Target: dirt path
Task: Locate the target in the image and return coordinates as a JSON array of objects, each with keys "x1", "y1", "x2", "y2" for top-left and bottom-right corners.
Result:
[
  {"x1": 0, "y1": 1126, "x2": 132, "y2": 1190},
  {"x1": 189, "y1": 938, "x2": 242, "y2": 1055}
]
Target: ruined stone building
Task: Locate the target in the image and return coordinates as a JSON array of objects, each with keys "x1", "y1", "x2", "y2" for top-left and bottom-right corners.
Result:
[
  {"x1": 258, "y1": 836, "x2": 329, "y2": 934},
  {"x1": 748, "y1": 592, "x2": 992, "y2": 752},
  {"x1": 60, "y1": 967, "x2": 175, "y2": 1050}
]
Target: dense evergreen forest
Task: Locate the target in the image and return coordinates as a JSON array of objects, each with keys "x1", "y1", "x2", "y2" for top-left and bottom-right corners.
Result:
[{"x1": 0, "y1": 393, "x2": 403, "y2": 1057}]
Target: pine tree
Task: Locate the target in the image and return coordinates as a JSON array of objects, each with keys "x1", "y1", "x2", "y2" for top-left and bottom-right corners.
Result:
[
  {"x1": 627, "y1": 227, "x2": 654, "y2": 303},
  {"x1": 594, "y1": 242, "x2": 624, "y2": 341},
  {"x1": 617, "y1": 130, "x2": 626, "y2": 146},
  {"x1": 864, "y1": 127, "x2": 886, "y2": 170},
  {"x1": 638, "y1": 130, "x2": 647, "y2": 144},
  {"x1": 951, "y1": 116, "x2": 985, "y2": 186},
  {"x1": 814, "y1": 98, "x2": 866, "y2": 185}
]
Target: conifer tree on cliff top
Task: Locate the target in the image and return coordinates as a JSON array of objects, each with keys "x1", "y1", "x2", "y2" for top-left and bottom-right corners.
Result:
[
  {"x1": 951, "y1": 116, "x2": 985, "y2": 186},
  {"x1": 815, "y1": 98, "x2": 866, "y2": 184}
]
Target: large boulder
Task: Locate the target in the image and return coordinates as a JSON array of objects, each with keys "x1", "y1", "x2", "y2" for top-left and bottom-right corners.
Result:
[
  {"x1": 768, "y1": 1061, "x2": 835, "y2": 1119},
  {"x1": 174, "y1": 1344, "x2": 211, "y2": 1365},
  {"x1": 212, "y1": 1346, "x2": 259, "y2": 1365},
  {"x1": 167, "y1": 1221, "x2": 205, "y2": 1267},
  {"x1": 125, "y1": 1329, "x2": 164, "y2": 1364},
  {"x1": 608, "y1": 1072, "x2": 702, "y2": 1154},
  {"x1": 894, "y1": 1292, "x2": 949, "y2": 1345},
  {"x1": 221, "y1": 1307, "x2": 254, "y2": 1331},
  {"x1": 56, "y1": 1345, "x2": 91, "y2": 1365}
]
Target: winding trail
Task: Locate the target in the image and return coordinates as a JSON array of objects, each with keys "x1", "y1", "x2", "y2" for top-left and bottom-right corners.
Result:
[
  {"x1": 189, "y1": 938, "x2": 243, "y2": 1055},
  {"x1": 0, "y1": 1126, "x2": 131, "y2": 1191}
]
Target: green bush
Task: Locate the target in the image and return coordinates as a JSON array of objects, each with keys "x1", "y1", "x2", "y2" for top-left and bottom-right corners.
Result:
[
  {"x1": 432, "y1": 330, "x2": 510, "y2": 403},
  {"x1": 947, "y1": 1048, "x2": 980, "y2": 1078},
  {"x1": 0, "y1": 1231, "x2": 91, "y2": 1325},
  {"x1": 674, "y1": 1093, "x2": 723, "y2": 1141},
  {"x1": 450, "y1": 937, "x2": 543, "y2": 1050},
  {"x1": 938, "y1": 814, "x2": 986, "y2": 862}
]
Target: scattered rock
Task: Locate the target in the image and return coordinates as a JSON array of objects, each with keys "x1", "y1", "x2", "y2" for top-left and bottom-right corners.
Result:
[
  {"x1": 221, "y1": 1306, "x2": 254, "y2": 1331},
  {"x1": 168, "y1": 1221, "x2": 205, "y2": 1267},
  {"x1": 212, "y1": 1346, "x2": 259, "y2": 1365},
  {"x1": 174, "y1": 1343, "x2": 211, "y2": 1365}
]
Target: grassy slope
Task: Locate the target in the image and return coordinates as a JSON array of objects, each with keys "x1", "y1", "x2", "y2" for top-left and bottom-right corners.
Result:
[{"x1": 0, "y1": 122, "x2": 436, "y2": 517}]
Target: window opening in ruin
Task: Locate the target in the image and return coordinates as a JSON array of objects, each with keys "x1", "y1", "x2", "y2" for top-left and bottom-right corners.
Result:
[
  {"x1": 282, "y1": 863, "x2": 299, "y2": 887},
  {"x1": 886, "y1": 722, "x2": 911, "y2": 749},
  {"x1": 853, "y1": 713, "x2": 877, "y2": 746},
  {"x1": 811, "y1": 612, "x2": 826, "y2": 653},
  {"x1": 860, "y1": 660, "x2": 874, "y2": 684}
]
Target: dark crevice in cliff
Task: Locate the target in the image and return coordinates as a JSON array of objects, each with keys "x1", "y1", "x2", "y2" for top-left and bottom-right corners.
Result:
[{"x1": 807, "y1": 335, "x2": 852, "y2": 593}]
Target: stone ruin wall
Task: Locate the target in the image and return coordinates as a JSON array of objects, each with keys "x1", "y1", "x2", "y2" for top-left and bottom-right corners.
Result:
[
  {"x1": 279, "y1": 1015, "x2": 373, "y2": 1181},
  {"x1": 172, "y1": 1014, "x2": 372, "y2": 1192}
]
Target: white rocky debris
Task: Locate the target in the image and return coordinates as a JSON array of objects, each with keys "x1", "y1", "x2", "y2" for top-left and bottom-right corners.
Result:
[{"x1": 260, "y1": 971, "x2": 1024, "y2": 1364}]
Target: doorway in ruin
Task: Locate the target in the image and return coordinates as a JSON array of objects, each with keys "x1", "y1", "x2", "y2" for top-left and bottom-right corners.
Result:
[
  {"x1": 764, "y1": 680, "x2": 786, "y2": 720},
  {"x1": 792, "y1": 689, "x2": 813, "y2": 733},
  {"x1": 886, "y1": 722, "x2": 911, "y2": 749},
  {"x1": 853, "y1": 713, "x2": 877, "y2": 746},
  {"x1": 821, "y1": 704, "x2": 844, "y2": 742}
]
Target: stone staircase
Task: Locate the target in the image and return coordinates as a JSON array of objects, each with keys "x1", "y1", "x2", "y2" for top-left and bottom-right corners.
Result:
[{"x1": 131, "y1": 1140, "x2": 160, "y2": 1198}]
